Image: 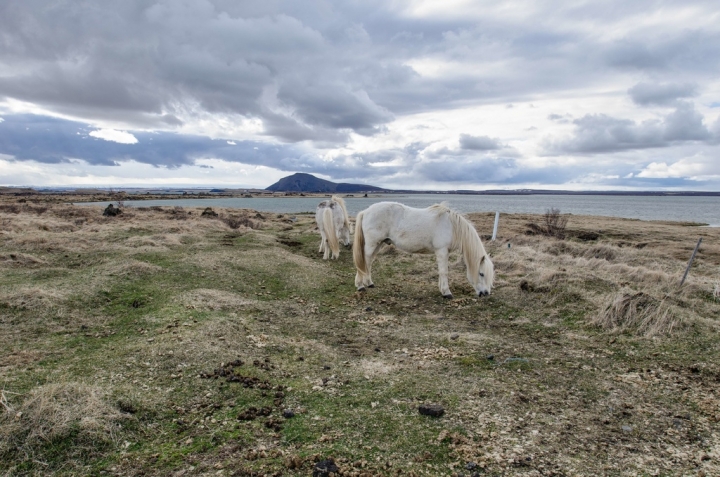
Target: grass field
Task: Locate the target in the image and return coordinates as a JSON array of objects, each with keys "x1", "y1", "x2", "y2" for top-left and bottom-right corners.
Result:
[{"x1": 1, "y1": 196, "x2": 719, "y2": 476}]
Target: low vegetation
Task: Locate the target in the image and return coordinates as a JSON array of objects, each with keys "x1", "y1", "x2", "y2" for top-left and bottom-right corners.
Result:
[{"x1": 1, "y1": 196, "x2": 719, "y2": 476}]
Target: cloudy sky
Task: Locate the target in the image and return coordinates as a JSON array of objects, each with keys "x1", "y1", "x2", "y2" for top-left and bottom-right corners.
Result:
[{"x1": 1, "y1": 0, "x2": 720, "y2": 190}]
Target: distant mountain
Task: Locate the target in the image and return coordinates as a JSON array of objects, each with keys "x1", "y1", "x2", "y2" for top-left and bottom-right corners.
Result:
[{"x1": 266, "y1": 173, "x2": 385, "y2": 193}]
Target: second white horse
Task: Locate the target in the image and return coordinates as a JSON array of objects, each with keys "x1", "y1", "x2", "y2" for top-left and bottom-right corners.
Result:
[{"x1": 315, "y1": 195, "x2": 351, "y2": 260}]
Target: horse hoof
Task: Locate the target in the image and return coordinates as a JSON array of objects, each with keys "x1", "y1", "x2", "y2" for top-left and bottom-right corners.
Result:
[
  {"x1": 443, "y1": 294, "x2": 453, "y2": 299},
  {"x1": 368, "y1": 284, "x2": 375, "y2": 288},
  {"x1": 357, "y1": 287, "x2": 366, "y2": 292}
]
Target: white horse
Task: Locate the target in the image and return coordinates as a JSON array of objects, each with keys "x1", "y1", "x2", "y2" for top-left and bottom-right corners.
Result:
[
  {"x1": 315, "y1": 195, "x2": 351, "y2": 260},
  {"x1": 353, "y1": 202, "x2": 494, "y2": 298}
]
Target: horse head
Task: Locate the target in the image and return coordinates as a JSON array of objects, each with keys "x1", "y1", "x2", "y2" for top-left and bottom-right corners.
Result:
[{"x1": 471, "y1": 254, "x2": 494, "y2": 296}]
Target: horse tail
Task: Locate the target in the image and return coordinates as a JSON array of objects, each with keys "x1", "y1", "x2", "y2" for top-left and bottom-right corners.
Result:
[
  {"x1": 353, "y1": 211, "x2": 367, "y2": 274},
  {"x1": 323, "y1": 207, "x2": 340, "y2": 259},
  {"x1": 332, "y1": 195, "x2": 350, "y2": 231}
]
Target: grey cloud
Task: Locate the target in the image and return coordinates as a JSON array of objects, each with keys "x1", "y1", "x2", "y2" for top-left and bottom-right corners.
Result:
[
  {"x1": 3, "y1": 0, "x2": 720, "y2": 143},
  {"x1": 544, "y1": 103, "x2": 712, "y2": 154},
  {"x1": 604, "y1": 30, "x2": 720, "y2": 74},
  {"x1": 276, "y1": 83, "x2": 393, "y2": 133},
  {"x1": 605, "y1": 41, "x2": 667, "y2": 70},
  {"x1": 628, "y1": 82, "x2": 698, "y2": 106},
  {"x1": 548, "y1": 114, "x2": 572, "y2": 124},
  {"x1": 417, "y1": 157, "x2": 517, "y2": 183},
  {"x1": 459, "y1": 134, "x2": 501, "y2": 151},
  {"x1": 0, "y1": 1, "x2": 395, "y2": 141},
  {"x1": 663, "y1": 103, "x2": 712, "y2": 141},
  {"x1": 0, "y1": 114, "x2": 303, "y2": 168}
]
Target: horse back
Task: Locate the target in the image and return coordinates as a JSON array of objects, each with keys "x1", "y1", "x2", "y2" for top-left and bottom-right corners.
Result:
[{"x1": 362, "y1": 202, "x2": 452, "y2": 252}]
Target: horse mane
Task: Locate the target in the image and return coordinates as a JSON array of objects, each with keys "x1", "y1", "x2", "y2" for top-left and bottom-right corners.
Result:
[
  {"x1": 438, "y1": 205, "x2": 494, "y2": 288},
  {"x1": 428, "y1": 202, "x2": 451, "y2": 213},
  {"x1": 331, "y1": 195, "x2": 350, "y2": 229}
]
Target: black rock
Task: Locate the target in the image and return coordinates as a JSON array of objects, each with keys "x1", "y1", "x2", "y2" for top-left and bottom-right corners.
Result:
[
  {"x1": 103, "y1": 204, "x2": 122, "y2": 217},
  {"x1": 313, "y1": 459, "x2": 339, "y2": 477},
  {"x1": 577, "y1": 231, "x2": 599, "y2": 241},
  {"x1": 418, "y1": 404, "x2": 445, "y2": 417},
  {"x1": 486, "y1": 355, "x2": 494, "y2": 361},
  {"x1": 283, "y1": 409, "x2": 295, "y2": 419}
]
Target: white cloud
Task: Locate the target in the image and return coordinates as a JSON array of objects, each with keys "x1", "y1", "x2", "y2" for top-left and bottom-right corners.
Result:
[
  {"x1": 88, "y1": 129, "x2": 139, "y2": 144},
  {"x1": 0, "y1": 156, "x2": 285, "y2": 188},
  {"x1": 635, "y1": 150, "x2": 720, "y2": 181}
]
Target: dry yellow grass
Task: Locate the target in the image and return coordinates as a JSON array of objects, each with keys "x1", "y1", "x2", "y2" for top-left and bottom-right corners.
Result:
[
  {"x1": 594, "y1": 289, "x2": 679, "y2": 336},
  {"x1": 0, "y1": 382, "x2": 125, "y2": 462}
]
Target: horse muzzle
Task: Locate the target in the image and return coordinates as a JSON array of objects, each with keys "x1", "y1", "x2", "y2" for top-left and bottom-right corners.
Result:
[{"x1": 477, "y1": 290, "x2": 490, "y2": 297}]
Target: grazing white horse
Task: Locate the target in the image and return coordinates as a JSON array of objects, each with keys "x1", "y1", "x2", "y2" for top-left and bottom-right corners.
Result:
[
  {"x1": 315, "y1": 195, "x2": 351, "y2": 260},
  {"x1": 353, "y1": 202, "x2": 494, "y2": 298}
]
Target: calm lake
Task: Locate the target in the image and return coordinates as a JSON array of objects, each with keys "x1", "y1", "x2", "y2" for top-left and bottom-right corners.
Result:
[{"x1": 77, "y1": 194, "x2": 720, "y2": 226}]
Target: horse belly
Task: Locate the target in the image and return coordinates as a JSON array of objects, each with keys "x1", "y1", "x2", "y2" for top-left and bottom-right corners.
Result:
[{"x1": 389, "y1": 227, "x2": 436, "y2": 253}]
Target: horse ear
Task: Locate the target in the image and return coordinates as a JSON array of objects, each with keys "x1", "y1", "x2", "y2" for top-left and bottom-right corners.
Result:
[{"x1": 480, "y1": 255, "x2": 485, "y2": 264}]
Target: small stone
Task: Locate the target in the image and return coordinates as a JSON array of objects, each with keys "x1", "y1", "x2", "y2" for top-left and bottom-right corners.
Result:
[
  {"x1": 365, "y1": 306, "x2": 373, "y2": 312},
  {"x1": 486, "y1": 355, "x2": 494, "y2": 361},
  {"x1": 622, "y1": 425, "x2": 633, "y2": 433},
  {"x1": 450, "y1": 333, "x2": 460, "y2": 340},
  {"x1": 418, "y1": 404, "x2": 445, "y2": 417},
  {"x1": 465, "y1": 462, "x2": 478, "y2": 470},
  {"x1": 283, "y1": 409, "x2": 295, "y2": 419}
]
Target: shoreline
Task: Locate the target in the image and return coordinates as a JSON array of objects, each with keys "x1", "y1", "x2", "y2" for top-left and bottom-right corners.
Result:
[{"x1": 3, "y1": 192, "x2": 719, "y2": 226}]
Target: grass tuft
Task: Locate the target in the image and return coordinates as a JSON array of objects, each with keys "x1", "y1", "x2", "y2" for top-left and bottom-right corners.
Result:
[
  {"x1": 0, "y1": 382, "x2": 125, "y2": 467},
  {"x1": 593, "y1": 289, "x2": 681, "y2": 336}
]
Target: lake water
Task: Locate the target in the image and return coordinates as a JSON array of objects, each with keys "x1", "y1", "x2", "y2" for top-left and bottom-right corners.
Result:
[{"x1": 76, "y1": 194, "x2": 720, "y2": 226}]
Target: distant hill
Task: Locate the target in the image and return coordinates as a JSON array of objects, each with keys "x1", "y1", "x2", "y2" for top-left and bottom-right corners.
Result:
[{"x1": 266, "y1": 173, "x2": 385, "y2": 193}]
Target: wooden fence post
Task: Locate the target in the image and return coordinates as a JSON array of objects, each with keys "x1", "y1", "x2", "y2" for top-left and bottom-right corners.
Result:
[
  {"x1": 491, "y1": 212, "x2": 500, "y2": 241},
  {"x1": 679, "y1": 238, "x2": 702, "y2": 287}
]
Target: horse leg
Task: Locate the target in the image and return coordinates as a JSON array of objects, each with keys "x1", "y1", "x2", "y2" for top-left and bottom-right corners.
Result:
[
  {"x1": 435, "y1": 248, "x2": 452, "y2": 298},
  {"x1": 364, "y1": 242, "x2": 384, "y2": 288},
  {"x1": 323, "y1": 238, "x2": 331, "y2": 260},
  {"x1": 319, "y1": 227, "x2": 326, "y2": 255},
  {"x1": 356, "y1": 240, "x2": 381, "y2": 290}
]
